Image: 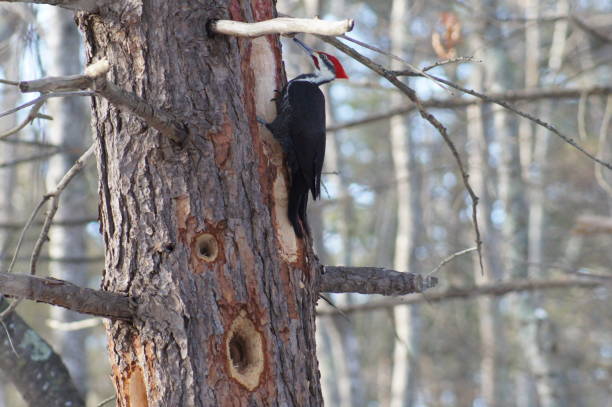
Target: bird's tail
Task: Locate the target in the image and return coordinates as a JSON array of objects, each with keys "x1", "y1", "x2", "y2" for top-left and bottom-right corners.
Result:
[{"x1": 288, "y1": 173, "x2": 310, "y2": 238}]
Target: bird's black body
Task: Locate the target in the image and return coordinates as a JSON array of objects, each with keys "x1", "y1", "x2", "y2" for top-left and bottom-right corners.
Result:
[{"x1": 265, "y1": 78, "x2": 326, "y2": 237}]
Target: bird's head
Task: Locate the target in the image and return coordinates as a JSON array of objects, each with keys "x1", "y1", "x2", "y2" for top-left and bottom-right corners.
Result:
[{"x1": 293, "y1": 37, "x2": 349, "y2": 80}]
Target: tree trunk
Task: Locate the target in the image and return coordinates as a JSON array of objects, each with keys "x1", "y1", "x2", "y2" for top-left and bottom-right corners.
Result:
[
  {"x1": 46, "y1": 6, "x2": 91, "y2": 395},
  {"x1": 466, "y1": 2, "x2": 506, "y2": 404},
  {"x1": 515, "y1": 2, "x2": 570, "y2": 405},
  {"x1": 77, "y1": 1, "x2": 322, "y2": 405},
  {"x1": 389, "y1": 1, "x2": 422, "y2": 406}
]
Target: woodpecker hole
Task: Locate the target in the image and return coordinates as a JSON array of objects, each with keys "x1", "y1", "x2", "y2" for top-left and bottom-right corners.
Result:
[
  {"x1": 229, "y1": 334, "x2": 249, "y2": 372},
  {"x1": 226, "y1": 312, "x2": 264, "y2": 391},
  {"x1": 195, "y1": 233, "x2": 218, "y2": 262}
]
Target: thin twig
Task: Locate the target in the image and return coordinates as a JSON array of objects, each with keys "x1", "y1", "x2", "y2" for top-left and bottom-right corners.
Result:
[
  {"x1": 30, "y1": 145, "x2": 95, "y2": 276},
  {"x1": 0, "y1": 149, "x2": 62, "y2": 168},
  {"x1": 428, "y1": 247, "x2": 477, "y2": 276},
  {"x1": 0, "y1": 320, "x2": 20, "y2": 357},
  {"x1": 421, "y1": 57, "x2": 483, "y2": 72},
  {"x1": 0, "y1": 91, "x2": 93, "y2": 139},
  {"x1": 0, "y1": 145, "x2": 95, "y2": 321},
  {"x1": 338, "y1": 34, "x2": 452, "y2": 93},
  {"x1": 398, "y1": 72, "x2": 612, "y2": 172}
]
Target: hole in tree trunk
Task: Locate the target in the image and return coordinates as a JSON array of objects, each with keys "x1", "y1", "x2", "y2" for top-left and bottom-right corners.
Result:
[
  {"x1": 225, "y1": 312, "x2": 264, "y2": 391},
  {"x1": 195, "y1": 233, "x2": 218, "y2": 262}
]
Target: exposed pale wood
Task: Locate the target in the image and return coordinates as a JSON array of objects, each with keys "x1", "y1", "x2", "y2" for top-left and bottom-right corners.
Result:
[{"x1": 210, "y1": 17, "x2": 354, "y2": 38}]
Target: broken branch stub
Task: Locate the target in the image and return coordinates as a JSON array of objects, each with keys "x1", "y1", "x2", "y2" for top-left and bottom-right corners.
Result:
[{"x1": 209, "y1": 17, "x2": 354, "y2": 38}]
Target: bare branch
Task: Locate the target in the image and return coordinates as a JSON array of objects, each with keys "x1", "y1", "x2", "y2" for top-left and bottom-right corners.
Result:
[
  {"x1": 317, "y1": 279, "x2": 602, "y2": 315},
  {"x1": 0, "y1": 272, "x2": 133, "y2": 320},
  {"x1": 428, "y1": 247, "x2": 477, "y2": 276},
  {"x1": 0, "y1": 91, "x2": 93, "y2": 139},
  {"x1": 320, "y1": 266, "x2": 438, "y2": 295},
  {"x1": 209, "y1": 17, "x2": 354, "y2": 38},
  {"x1": 0, "y1": 149, "x2": 62, "y2": 168},
  {"x1": 399, "y1": 72, "x2": 612, "y2": 171},
  {"x1": 2, "y1": 59, "x2": 186, "y2": 142}
]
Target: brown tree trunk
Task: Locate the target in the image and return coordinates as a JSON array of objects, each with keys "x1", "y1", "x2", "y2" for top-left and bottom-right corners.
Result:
[{"x1": 77, "y1": 1, "x2": 322, "y2": 405}]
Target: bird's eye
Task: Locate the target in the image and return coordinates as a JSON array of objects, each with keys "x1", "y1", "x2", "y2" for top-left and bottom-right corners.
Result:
[{"x1": 311, "y1": 56, "x2": 320, "y2": 70}]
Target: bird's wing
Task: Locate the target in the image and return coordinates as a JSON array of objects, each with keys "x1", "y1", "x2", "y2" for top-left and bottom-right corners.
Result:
[{"x1": 287, "y1": 81, "x2": 326, "y2": 198}]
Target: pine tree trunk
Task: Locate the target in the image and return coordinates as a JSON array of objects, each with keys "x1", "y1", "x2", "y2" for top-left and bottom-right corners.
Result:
[{"x1": 77, "y1": 1, "x2": 322, "y2": 405}]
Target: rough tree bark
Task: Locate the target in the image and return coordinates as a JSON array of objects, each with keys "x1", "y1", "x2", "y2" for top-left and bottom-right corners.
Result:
[{"x1": 76, "y1": 1, "x2": 322, "y2": 405}]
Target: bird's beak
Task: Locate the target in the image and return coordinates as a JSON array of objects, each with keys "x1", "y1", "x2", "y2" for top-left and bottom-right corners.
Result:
[{"x1": 293, "y1": 37, "x2": 314, "y2": 56}]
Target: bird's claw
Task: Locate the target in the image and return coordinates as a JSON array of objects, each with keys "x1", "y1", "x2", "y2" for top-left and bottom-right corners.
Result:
[{"x1": 256, "y1": 116, "x2": 267, "y2": 126}]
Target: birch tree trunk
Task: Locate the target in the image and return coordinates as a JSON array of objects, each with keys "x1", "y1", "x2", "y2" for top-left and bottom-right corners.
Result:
[
  {"x1": 389, "y1": 1, "x2": 422, "y2": 406},
  {"x1": 46, "y1": 6, "x2": 91, "y2": 395},
  {"x1": 466, "y1": 1, "x2": 505, "y2": 404},
  {"x1": 76, "y1": 1, "x2": 323, "y2": 405},
  {"x1": 509, "y1": 1, "x2": 570, "y2": 406}
]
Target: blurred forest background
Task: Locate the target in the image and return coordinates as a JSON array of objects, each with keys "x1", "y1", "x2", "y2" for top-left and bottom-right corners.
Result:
[{"x1": 0, "y1": 0, "x2": 611, "y2": 406}]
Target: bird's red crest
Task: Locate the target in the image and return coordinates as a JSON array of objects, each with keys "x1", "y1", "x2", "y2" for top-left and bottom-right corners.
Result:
[{"x1": 318, "y1": 52, "x2": 349, "y2": 79}]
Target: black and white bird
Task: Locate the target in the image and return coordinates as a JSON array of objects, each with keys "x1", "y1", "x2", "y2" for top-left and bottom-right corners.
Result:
[{"x1": 259, "y1": 37, "x2": 348, "y2": 238}]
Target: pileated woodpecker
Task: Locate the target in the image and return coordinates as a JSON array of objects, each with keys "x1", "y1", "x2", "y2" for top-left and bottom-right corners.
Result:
[{"x1": 259, "y1": 38, "x2": 349, "y2": 238}]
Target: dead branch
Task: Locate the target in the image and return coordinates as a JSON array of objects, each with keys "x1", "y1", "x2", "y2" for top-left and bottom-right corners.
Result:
[
  {"x1": 2, "y1": 59, "x2": 186, "y2": 143},
  {"x1": 320, "y1": 266, "x2": 438, "y2": 295},
  {"x1": 0, "y1": 272, "x2": 133, "y2": 320},
  {"x1": 0, "y1": 91, "x2": 93, "y2": 139},
  {"x1": 209, "y1": 17, "x2": 354, "y2": 38},
  {"x1": 317, "y1": 279, "x2": 602, "y2": 315}
]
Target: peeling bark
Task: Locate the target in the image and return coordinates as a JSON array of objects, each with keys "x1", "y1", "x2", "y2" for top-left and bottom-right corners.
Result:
[{"x1": 76, "y1": 1, "x2": 322, "y2": 405}]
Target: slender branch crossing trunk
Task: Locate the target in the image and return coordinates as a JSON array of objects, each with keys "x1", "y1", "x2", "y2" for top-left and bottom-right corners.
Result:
[{"x1": 77, "y1": 1, "x2": 322, "y2": 405}]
